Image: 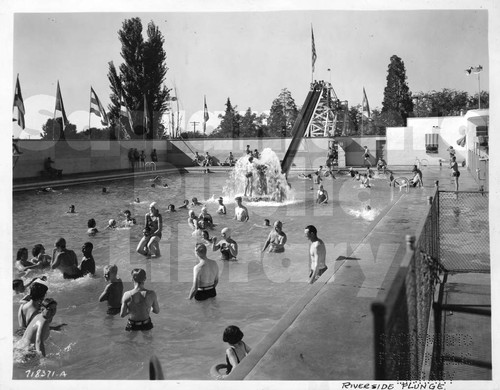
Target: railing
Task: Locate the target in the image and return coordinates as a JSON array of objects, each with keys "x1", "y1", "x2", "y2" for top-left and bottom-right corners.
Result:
[
  {"x1": 145, "y1": 162, "x2": 156, "y2": 171},
  {"x1": 371, "y1": 186, "x2": 440, "y2": 380}
]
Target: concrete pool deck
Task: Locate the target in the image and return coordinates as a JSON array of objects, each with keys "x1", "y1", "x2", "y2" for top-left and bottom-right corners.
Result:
[
  {"x1": 226, "y1": 166, "x2": 490, "y2": 380},
  {"x1": 12, "y1": 164, "x2": 489, "y2": 380}
]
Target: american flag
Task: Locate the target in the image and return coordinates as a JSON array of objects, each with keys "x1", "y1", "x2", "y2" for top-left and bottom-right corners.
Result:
[{"x1": 311, "y1": 26, "x2": 317, "y2": 73}]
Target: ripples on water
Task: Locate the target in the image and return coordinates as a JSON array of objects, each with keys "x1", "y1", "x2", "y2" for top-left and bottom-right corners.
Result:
[{"x1": 12, "y1": 167, "x2": 399, "y2": 379}]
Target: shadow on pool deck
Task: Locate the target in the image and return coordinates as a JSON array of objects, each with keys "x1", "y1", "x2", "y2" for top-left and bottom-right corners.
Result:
[{"x1": 226, "y1": 166, "x2": 490, "y2": 380}]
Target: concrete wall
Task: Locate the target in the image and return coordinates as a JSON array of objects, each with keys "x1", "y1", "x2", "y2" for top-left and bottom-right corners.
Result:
[
  {"x1": 13, "y1": 140, "x2": 169, "y2": 179},
  {"x1": 14, "y1": 135, "x2": 393, "y2": 180},
  {"x1": 386, "y1": 115, "x2": 468, "y2": 166}
]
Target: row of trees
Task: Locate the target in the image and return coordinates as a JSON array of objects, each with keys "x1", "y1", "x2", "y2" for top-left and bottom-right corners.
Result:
[{"x1": 39, "y1": 20, "x2": 489, "y2": 140}]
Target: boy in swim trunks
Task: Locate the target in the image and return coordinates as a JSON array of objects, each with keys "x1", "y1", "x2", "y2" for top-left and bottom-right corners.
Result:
[
  {"x1": 217, "y1": 197, "x2": 227, "y2": 215},
  {"x1": 99, "y1": 265, "x2": 123, "y2": 315},
  {"x1": 80, "y1": 242, "x2": 95, "y2": 276},
  {"x1": 16, "y1": 298, "x2": 58, "y2": 357},
  {"x1": 234, "y1": 197, "x2": 249, "y2": 222},
  {"x1": 50, "y1": 238, "x2": 83, "y2": 279},
  {"x1": 188, "y1": 243, "x2": 219, "y2": 301},
  {"x1": 120, "y1": 268, "x2": 159, "y2": 331}
]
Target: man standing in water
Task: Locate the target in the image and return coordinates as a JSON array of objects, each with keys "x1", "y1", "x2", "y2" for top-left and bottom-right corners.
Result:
[
  {"x1": 188, "y1": 243, "x2": 219, "y2": 301},
  {"x1": 234, "y1": 196, "x2": 249, "y2": 222},
  {"x1": 305, "y1": 225, "x2": 327, "y2": 284},
  {"x1": 51, "y1": 238, "x2": 82, "y2": 279},
  {"x1": 120, "y1": 268, "x2": 159, "y2": 331}
]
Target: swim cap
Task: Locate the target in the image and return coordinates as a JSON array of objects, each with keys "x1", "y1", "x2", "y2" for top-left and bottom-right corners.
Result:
[
  {"x1": 221, "y1": 227, "x2": 231, "y2": 236},
  {"x1": 235, "y1": 196, "x2": 242, "y2": 201},
  {"x1": 109, "y1": 219, "x2": 116, "y2": 226},
  {"x1": 150, "y1": 202, "x2": 157, "y2": 209},
  {"x1": 201, "y1": 207, "x2": 207, "y2": 213},
  {"x1": 274, "y1": 220, "x2": 283, "y2": 228}
]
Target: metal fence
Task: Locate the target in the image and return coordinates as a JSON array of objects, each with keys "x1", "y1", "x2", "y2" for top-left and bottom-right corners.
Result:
[
  {"x1": 438, "y1": 191, "x2": 489, "y2": 273},
  {"x1": 372, "y1": 190, "x2": 440, "y2": 380},
  {"x1": 372, "y1": 188, "x2": 490, "y2": 379}
]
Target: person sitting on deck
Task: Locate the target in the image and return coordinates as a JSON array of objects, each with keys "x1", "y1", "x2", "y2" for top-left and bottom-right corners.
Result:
[
  {"x1": 193, "y1": 152, "x2": 203, "y2": 166},
  {"x1": 377, "y1": 158, "x2": 387, "y2": 173}
]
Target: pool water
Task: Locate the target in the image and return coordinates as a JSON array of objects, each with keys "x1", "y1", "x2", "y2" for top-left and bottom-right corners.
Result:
[{"x1": 12, "y1": 170, "x2": 402, "y2": 380}]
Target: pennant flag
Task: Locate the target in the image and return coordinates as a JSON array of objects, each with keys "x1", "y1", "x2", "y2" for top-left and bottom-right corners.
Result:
[
  {"x1": 90, "y1": 87, "x2": 109, "y2": 126},
  {"x1": 465, "y1": 65, "x2": 483, "y2": 75},
  {"x1": 55, "y1": 81, "x2": 68, "y2": 128},
  {"x1": 143, "y1": 94, "x2": 149, "y2": 134},
  {"x1": 362, "y1": 87, "x2": 371, "y2": 119},
  {"x1": 13, "y1": 75, "x2": 26, "y2": 129},
  {"x1": 311, "y1": 25, "x2": 317, "y2": 73},
  {"x1": 203, "y1": 95, "x2": 209, "y2": 134}
]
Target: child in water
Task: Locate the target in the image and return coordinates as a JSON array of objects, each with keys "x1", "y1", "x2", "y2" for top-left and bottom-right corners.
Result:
[
  {"x1": 98, "y1": 265, "x2": 123, "y2": 315},
  {"x1": 223, "y1": 325, "x2": 252, "y2": 374}
]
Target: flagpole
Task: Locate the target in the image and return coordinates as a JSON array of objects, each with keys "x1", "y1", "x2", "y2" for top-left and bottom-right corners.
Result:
[
  {"x1": 88, "y1": 87, "x2": 92, "y2": 140},
  {"x1": 52, "y1": 82, "x2": 58, "y2": 141}
]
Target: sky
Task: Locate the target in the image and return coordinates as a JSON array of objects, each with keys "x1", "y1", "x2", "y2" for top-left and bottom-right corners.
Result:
[{"x1": 6, "y1": 1, "x2": 493, "y2": 138}]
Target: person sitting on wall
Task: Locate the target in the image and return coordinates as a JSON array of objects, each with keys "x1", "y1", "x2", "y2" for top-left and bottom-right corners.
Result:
[
  {"x1": 222, "y1": 152, "x2": 235, "y2": 167},
  {"x1": 43, "y1": 157, "x2": 62, "y2": 178},
  {"x1": 377, "y1": 158, "x2": 387, "y2": 173},
  {"x1": 193, "y1": 152, "x2": 203, "y2": 166}
]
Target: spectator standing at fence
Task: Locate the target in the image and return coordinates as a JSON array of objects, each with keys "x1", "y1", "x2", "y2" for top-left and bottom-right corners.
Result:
[
  {"x1": 140, "y1": 150, "x2": 146, "y2": 168},
  {"x1": 150, "y1": 149, "x2": 158, "y2": 163},
  {"x1": 450, "y1": 156, "x2": 460, "y2": 192}
]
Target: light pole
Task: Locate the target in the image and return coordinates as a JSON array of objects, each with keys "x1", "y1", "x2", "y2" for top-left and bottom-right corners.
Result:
[
  {"x1": 465, "y1": 65, "x2": 483, "y2": 109},
  {"x1": 327, "y1": 68, "x2": 331, "y2": 84}
]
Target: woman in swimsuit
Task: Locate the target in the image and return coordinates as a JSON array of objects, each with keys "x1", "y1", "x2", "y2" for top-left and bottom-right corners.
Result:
[
  {"x1": 223, "y1": 325, "x2": 251, "y2": 374},
  {"x1": 212, "y1": 228, "x2": 238, "y2": 261},
  {"x1": 450, "y1": 156, "x2": 460, "y2": 191},
  {"x1": 136, "y1": 202, "x2": 163, "y2": 258}
]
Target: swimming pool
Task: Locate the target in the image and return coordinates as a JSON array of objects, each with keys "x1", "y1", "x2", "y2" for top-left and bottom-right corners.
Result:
[{"x1": 12, "y1": 169, "x2": 403, "y2": 380}]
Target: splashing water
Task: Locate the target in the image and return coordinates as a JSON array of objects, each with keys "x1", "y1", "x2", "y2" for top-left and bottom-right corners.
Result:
[{"x1": 222, "y1": 148, "x2": 295, "y2": 202}]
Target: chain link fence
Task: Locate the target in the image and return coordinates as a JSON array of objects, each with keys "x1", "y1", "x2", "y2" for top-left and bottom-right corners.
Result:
[{"x1": 438, "y1": 191, "x2": 489, "y2": 273}]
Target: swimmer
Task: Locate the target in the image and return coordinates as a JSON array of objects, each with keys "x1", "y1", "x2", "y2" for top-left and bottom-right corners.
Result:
[
  {"x1": 13, "y1": 276, "x2": 47, "y2": 295},
  {"x1": 179, "y1": 200, "x2": 189, "y2": 209},
  {"x1": 192, "y1": 223, "x2": 204, "y2": 238},
  {"x1": 349, "y1": 167, "x2": 355, "y2": 178},
  {"x1": 361, "y1": 174, "x2": 371, "y2": 188},
  {"x1": 191, "y1": 197, "x2": 203, "y2": 207},
  {"x1": 17, "y1": 282, "x2": 48, "y2": 332},
  {"x1": 137, "y1": 202, "x2": 163, "y2": 258},
  {"x1": 123, "y1": 210, "x2": 136, "y2": 225},
  {"x1": 99, "y1": 265, "x2": 123, "y2": 316},
  {"x1": 305, "y1": 225, "x2": 327, "y2": 284},
  {"x1": 87, "y1": 218, "x2": 99, "y2": 235},
  {"x1": 80, "y1": 242, "x2": 96, "y2": 276},
  {"x1": 316, "y1": 184, "x2": 328, "y2": 204},
  {"x1": 16, "y1": 298, "x2": 59, "y2": 357},
  {"x1": 30, "y1": 244, "x2": 51, "y2": 269},
  {"x1": 262, "y1": 221, "x2": 287, "y2": 253},
  {"x1": 198, "y1": 207, "x2": 214, "y2": 229},
  {"x1": 298, "y1": 173, "x2": 313, "y2": 180},
  {"x1": 102, "y1": 187, "x2": 108, "y2": 194},
  {"x1": 234, "y1": 196, "x2": 249, "y2": 222},
  {"x1": 50, "y1": 238, "x2": 82, "y2": 279},
  {"x1": 223, "y1": 325, "x2": 252, "y2": 374},
  {"x1": 121, "y1": 269, "x2": 159, "y2": 331},
  {"x1": 167, "y1": 204, "x2": 176, "y2": 212},
  {"x1": 217, "y1": 197, "x2": 227, "y2": 215},
  {"x1": 188, "y1": 243, "x2": 219, "y2": 301},
  {"x1": 201, "y1": 230, "x2": 212, "y2": 246},
  {"x1": 188, "y1": 210, "x2": 199, "y2": 230},
  {"x1": 15, "y1": 248, "x2": 38, "y2": 273},
  {"x1": 106, "y1": 219, "x2": 117, "y2": 229},
  {"x1": 264, "y1": 219, "x2": 270, "y2": 227},
  {"x1": 212, "y1": 227, "x2": 238, "y2": 261},
  {"x1": 134, "y1": 197, "x2": 141, "y2": 203},
  {"x1": 66, "y1": 205, "x2": 76, "y2": 213}
]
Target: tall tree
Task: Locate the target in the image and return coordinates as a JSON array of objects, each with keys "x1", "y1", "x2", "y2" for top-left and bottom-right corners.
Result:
[
  {"x1": 239, "y1": 108, "x2": 258, "y2": 137},
  {"x1": 381, "y1": 55, "x2": 414, "y2": 126},
  {"x1": 267, "y1": 89, "x2": 299, "y2": 137},
  {"x1": 41, "y1": 118, "x2": 78, "y2": 140},
  {"x1": 211, "y1": 98, "x2": 241, "y2": 138},
  {"x1": 107, "y1": 18, "x2": 170, "y2": 139}
]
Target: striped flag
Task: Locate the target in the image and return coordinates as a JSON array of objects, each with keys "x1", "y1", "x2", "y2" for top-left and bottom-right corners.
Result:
[
  {"x1": 203, "y1": 95, "x2": 209, "y2": 134},
  {"x1": 120, "y1": 95, "x2": 133, "y2": 138},
  {"x1": 311, "y1": 25, "x2": 317, "y2": 73},
  {"x1": 13, "y1": 75, "x2": 25, "y2": 129},
  {"x1": 90, "y1": 87, "x2": 109, "y2": 126},
  {"x1": 362, "y1": 87, "x2": 371, "y2": 119},
  {"x1": 55, "y1": 81, "x2": 68, "y2": 128}
]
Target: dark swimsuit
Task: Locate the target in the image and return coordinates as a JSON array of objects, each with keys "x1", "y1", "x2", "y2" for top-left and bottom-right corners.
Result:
[
  {"x1": 194, "y1": 285, "x2": 217, "y2": 301},
  {"x1": 107, "y1": 307, "x2": 121, "y2": 315},
  {"x1": 225, "y1": 342, "x2": 249, "y2": 374},
  {"x1": 220, "y1": 247, "x2": 235, "y2": 261},
  {"x1": 125, "y1": 317, "x2": 153, "y2": 331},
  {"x1": 309, "y1": 266, "x2": 328, "y2": 278}
]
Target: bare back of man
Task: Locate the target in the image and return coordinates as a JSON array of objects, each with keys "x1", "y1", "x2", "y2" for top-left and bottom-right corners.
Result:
[
  {"x1": 122, "y1": 288, "x2": 157, "y2": 322},
  {"x1": 51, "y1": 249, "x2": 81, "y2": 279}
]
